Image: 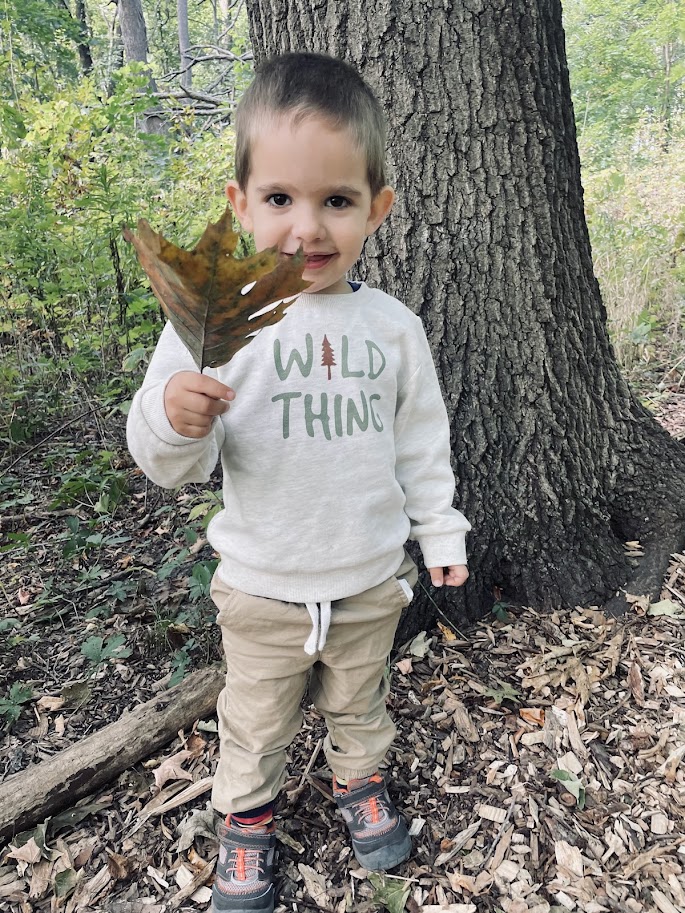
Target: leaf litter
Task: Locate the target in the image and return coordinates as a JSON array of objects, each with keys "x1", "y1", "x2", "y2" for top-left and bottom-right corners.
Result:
[
  {"x1": 1, "y1": 382, "x2": 685, "y2": 911},
  {"x1": 2, "y1": 572, "x2": 685, "y2": 911}
]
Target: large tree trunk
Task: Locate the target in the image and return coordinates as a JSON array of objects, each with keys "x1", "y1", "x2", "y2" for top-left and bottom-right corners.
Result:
[{"x1": 244, "y1": 0, "x2": 685, "y2": 632}]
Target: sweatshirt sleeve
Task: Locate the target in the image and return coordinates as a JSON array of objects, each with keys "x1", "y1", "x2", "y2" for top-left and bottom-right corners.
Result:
[
  {"x1": 394, "y1": 319, "x2": 471, "y2": 568},
  {"x1": 126, "y1": 323, "x2": 225, "y2": 489}
]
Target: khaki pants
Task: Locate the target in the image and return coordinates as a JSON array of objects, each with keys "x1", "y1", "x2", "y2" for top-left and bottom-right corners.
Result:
[{"x1": 211, "y1": 553, "x2": 417, "y2": 815}]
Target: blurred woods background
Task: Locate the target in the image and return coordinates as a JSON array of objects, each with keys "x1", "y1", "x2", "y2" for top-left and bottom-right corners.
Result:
[{"x1": 0, "y1": 0, "x2": 682, "y2": 439}]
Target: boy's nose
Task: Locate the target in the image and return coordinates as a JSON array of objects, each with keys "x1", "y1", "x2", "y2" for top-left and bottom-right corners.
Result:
[{"x1": 292, "y1": 206, "x2": 325, "y2": 243}]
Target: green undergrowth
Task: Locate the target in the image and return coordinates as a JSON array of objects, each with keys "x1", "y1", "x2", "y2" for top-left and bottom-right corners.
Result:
[{"x1": 0, "y1": 66, "x2": 236, "y2": 450}]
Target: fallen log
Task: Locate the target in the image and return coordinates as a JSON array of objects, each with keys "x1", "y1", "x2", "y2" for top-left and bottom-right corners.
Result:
[{"x1": 0, "y1": 665, "x2": 225, "y2": 845}]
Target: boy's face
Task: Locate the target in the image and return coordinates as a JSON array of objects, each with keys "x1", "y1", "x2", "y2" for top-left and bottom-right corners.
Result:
[{"x1": 226, "y1": 115, "x2": 394, "y2": 295}]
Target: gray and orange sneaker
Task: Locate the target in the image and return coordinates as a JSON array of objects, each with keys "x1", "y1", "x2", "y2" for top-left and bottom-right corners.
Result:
[
  {"x1": 333, "y1": 773, "x2": 412, "y2": 871},
  {"x1": 211, "y1": 818, "x2": 276, "y2": 913}
]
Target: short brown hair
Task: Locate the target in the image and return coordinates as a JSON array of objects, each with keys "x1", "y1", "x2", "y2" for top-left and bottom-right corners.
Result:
[{"x1": 234, "y1": 53, "x2": 387, "y2": 196}]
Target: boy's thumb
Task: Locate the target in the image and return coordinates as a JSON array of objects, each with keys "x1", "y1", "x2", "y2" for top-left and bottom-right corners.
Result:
[{"x1": 429, "y1": 568, "x2": 444, "y2": 587}]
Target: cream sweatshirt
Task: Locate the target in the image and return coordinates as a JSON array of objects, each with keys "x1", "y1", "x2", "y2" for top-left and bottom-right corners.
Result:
[{"x1": 126, "y1": 283, "x2": 471, "y2": 604}]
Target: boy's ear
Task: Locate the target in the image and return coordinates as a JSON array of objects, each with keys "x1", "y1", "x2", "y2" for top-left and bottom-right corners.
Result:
[
  {"x1": 365, "y1": 186, "x2": 395, "y2": 236},
  {"x1": 225, "y1": 180, "x2": 253, "y2": 232}
]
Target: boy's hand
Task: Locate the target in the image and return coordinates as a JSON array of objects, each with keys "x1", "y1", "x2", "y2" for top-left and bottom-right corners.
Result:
[
  {"x1": 164, "y1": 372, "x2": 235, "y2": 438},
  {"x1": 428, "y1": 565, "x2": 469, "y2": 588}
]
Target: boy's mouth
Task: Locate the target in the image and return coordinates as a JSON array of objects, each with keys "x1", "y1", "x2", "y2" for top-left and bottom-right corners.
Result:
[
  {"x1": 303, "y1": 253, "x2": 335, "y2": 270},
  {"x1": 283, "y1": 251, "x2": 336, "y2": 271}
]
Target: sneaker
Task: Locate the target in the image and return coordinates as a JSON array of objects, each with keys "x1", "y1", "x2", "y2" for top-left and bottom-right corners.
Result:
[
  {"x1": 211, "y1": 818, "x2": 276, "y2": 913},
  {"x1": 334, "y1": 774, "x2": 412, "y2": 871}
]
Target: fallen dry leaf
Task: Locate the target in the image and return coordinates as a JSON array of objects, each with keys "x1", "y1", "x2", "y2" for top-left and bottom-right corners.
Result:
[
  {"x1": 297, "y1": 863, "x2": 330, "y2": 909},
  {"x1": 519, "y1": 707, "x2": 545, "y2": 726},
  {"x1": 123, "y1": 206, "x2": 310, "y2": 369},
  {"x1": 628, "y1": 660, "x2": 645, "y2": 705},
  {"x1": 8, "y1": 837, "x2": 42, "y2": 865},
  {"x1": 153, "y1": 749, "x2": 195, "y2": 790}
]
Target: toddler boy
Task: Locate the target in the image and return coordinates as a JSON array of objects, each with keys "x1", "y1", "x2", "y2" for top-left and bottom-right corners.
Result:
[{"x1": 127, "y1": 52, "x2": 470, "y2": 913}]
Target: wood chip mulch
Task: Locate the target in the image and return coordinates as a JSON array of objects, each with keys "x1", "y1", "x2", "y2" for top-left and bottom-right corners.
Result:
[
  {"x1": 1, "y1": 390, "x2": 684, "y2": 912},
  {"x1": 2, "y1": 561, "x2": 684, "y2": 913}
]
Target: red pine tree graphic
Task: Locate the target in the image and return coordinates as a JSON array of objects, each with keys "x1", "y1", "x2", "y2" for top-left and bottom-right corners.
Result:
[{"x1": 321, "y1": 335, "x2": 336, "y2": 379}]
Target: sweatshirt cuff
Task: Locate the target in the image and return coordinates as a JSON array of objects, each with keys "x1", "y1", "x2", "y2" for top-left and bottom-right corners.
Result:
[
  {"x1": 140, "y1": 377, "x2": 205, "y2": 447},
  {"x1": 419, "y1": 531, "x2": 468, "y2": 569}
]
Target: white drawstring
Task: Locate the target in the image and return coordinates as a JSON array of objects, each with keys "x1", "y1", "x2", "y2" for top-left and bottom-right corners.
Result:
[{"x1": 304, "y1": 601, "x2": 332, "y2": 655}]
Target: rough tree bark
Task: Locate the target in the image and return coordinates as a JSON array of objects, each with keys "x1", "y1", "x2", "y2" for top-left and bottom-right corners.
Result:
[
  {"x1": 118, "y1": 0, "x2": 152, "y2": 66},
  {"x1": 244, "y1": 0, "x2": 685, "y2": 634},
  {"x1": 117, "y1": 0, "x2": 165, "y2": 132},
  {"x1": 178, "y1": 0, "x2": 192, "y2": 89}
]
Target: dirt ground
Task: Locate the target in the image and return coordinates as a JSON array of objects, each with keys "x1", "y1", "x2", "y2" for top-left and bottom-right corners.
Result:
[{"x1": 1, "y1": 394, "x2": 684, "y2": 913}]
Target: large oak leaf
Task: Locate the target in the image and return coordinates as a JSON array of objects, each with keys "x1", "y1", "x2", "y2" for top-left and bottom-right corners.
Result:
[{"x1": 123, "y1": 206, "x2": 310, "y2": 369}]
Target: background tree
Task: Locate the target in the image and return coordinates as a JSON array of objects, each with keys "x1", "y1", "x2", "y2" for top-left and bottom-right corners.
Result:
[
  {"x1": 74, "y1": 0, "x2": 94, "y2": 75},
  {"x1": 243, "y1": 0, "x2": 685, "y2": 634},
  {"x1": 177, "y1": 0, "x2": 192, "y2": 88}
]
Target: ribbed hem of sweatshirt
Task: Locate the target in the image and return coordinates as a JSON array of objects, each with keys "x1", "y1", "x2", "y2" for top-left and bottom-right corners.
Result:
[
  {"x1": 216, "y1": 546, "x2": 407, "y2": 605},
  {"x1": 418, "y1": 531, "x2": 469, "y2": 569}
]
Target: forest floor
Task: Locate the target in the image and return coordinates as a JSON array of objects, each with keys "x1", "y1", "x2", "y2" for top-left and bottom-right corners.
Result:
[{"x1": 1, "y1": 364, "x2": 685, "y2": 913}]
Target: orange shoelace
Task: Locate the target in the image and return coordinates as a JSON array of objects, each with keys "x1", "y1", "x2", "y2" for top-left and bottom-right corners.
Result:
[{"x1": 230, "y1": 847, "x2": 263, "y2": 881}]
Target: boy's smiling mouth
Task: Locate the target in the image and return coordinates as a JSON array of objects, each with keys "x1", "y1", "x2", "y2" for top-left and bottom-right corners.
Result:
[
  {"x1": 283, "y1": 251, "x2": 337, "y2": 270},
  {"x1": 303, "y1": 253, "x2": 336, "y2": 270}
]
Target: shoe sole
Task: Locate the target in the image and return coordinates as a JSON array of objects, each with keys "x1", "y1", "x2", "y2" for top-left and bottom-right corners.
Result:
[
  {"x1": 210, "y1": 887, "x2": 274, "y2": 913},
  {"x1": 353, "y1": 831, "x2": 412, "y2": 872}
]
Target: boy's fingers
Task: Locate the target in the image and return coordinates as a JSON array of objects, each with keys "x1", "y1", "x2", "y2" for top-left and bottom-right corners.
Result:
[
  {"x1": 184, "y1": 392, "x2": 231, "y2": 417},
  {"x1": 445, "y1": 565, "x2": 469, "y2": 586},
  {"x1": 428, "y1": 567, "x2": 445, "y2": 587},
  {"x1": 183, "y1": 373, "x2": 235, "y2": 401},
  {"x1": 429, "y1": 565, "x2": 469, "y2": 587}
]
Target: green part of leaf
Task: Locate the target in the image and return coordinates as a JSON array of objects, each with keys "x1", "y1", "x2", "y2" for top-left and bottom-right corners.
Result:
[
  {"x1": 49, "y1": 800, "x2": 110, "y2": 836},
  {"x1": 550, "y1": 768, "x2": 586, "y2": 809},
  {"x1": 367, "y1": 872, "x2": 411, "y2": 913},
  {"x1": 647, "y1": 599, "x2": 684, "y2": 617},
  {"x1": 9, "y1": 682, "x2": 34, "y2": 704},
  {"x1": 54, "y1": 868, "x2": 80, "y2": 898},
  {"x1": 492, "y1": 602, "x2": 511, "y2": 622},
  {"x1": 81, "y1": 635, "x2": 105, "y2": 664},
  {"x1": 0, "y1": 701, "x2": 22, "y2": 727},
  {"x1": 483, "y1": 678, "x2": 521, "y2": 705}
]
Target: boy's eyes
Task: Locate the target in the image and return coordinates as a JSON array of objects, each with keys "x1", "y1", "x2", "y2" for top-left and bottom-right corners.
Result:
[
  {"x1": 267, "y1": 193, "x2": 290, "y2": 207},
  {"x1": 264, "y1": 194, "x2": 352, "y2": 209}
]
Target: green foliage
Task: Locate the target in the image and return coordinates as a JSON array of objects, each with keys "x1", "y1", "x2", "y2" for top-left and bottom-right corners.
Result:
[
  {"x1": 52, "y1": 457, "x2": 128, "y2": 517},
  {"x1": 0, "y1": 682, "x2": 34, "y2": 728},
  {"x1": 367, "y1": 873, "x2": 411, "y2": 913},
  {"x1": 80, "y1": 633, "x2": 131, "y2": 670},
  {"x1": 189, "y1": 559, "x2": 219, "y2": 601},
  {"x1": 564, "y1": 0, "x2": 685, "y2": 169},
  {"x1": 582, "y1": 134, "x2": 685, "y2": 364},
  {"x1": 0, "y1": 0, "x2": 82, "y2": 102},
  {"x1": 169, "y1": 641, "x2": 195, "y2": 686},
  {"x1": 0, "y1": 64, "x2": 237, "y2": 445}
]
